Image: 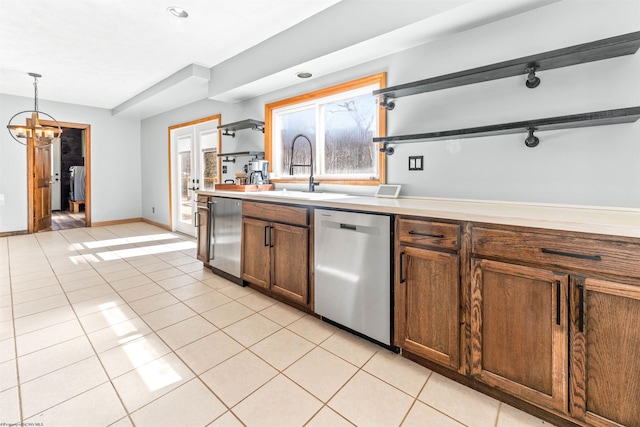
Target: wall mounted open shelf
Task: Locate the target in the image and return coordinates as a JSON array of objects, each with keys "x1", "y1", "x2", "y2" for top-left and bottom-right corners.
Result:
[
  {"x1": 218, "y1": 119, "x2": 265, "y2": 136},
  {"x1": 373, "y1": 31, "x2": 640, "y2": 106},
  {"x1": 217, "y1": 150, "x2": 264, "y2": 158},
  {"x1": 374, "y1": 107, "x2": 640, "y2": 152},
  {"x1": 374, "y1": 31, "x2": 640, "y2": 154}
]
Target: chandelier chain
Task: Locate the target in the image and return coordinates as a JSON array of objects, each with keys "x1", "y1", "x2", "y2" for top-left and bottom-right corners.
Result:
[{"x1": 33, "y1": 75, "x2": 39, "y2": 112}]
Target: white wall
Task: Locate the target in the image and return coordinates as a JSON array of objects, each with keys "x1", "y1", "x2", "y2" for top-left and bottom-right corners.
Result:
[
  {"x1": 381, "y1": 0, "x2": 640, "y2": 207},
  {"x1": 139, "y1": 0, "x2": 640, "y2": 227},
  {"x1": 0, "y1": 94, "x2": 142, "y2": 232}
]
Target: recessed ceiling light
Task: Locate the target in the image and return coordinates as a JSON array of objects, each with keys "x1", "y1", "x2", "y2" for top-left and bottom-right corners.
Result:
[
  {"x1": 167, "y1": 6, "x2": 188, "y2": 18},
  {"x1": 296, "y1": 72, "x2": 313, "y2": 79}
]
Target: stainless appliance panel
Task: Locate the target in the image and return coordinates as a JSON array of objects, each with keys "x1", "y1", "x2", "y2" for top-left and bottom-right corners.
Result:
[
  {"x1": 209, "y1": 197, "x2": 242, "y2": 279},
  {"x1": 314, "y1": 209, "x2": 392, "y2": 346}
]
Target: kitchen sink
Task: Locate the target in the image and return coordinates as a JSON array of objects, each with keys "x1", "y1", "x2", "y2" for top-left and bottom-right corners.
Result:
[{"x1": 256, "y1": 190, "x2": 352, "y2": 200}]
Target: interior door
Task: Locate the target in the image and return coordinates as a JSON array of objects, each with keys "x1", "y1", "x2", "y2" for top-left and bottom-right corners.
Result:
[
  {"x1": 51, "y1": 138, "x2": 61, "y2": 210},
  {"x1": 34, "y1": 143, "x2": 52, "y2": 231},
  {"x1": 171, "y1": 117, "x2": 219, "y2": 236}
]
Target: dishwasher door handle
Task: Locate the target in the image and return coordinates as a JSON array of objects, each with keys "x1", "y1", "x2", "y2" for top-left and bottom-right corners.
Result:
[{"x1": 339, "y1": 223, "x2": 357, "y2": 231}]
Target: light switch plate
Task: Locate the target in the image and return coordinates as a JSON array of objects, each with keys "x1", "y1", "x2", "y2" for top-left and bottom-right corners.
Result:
[{"x1": 408, "y1": 155, "x2": 424, "y2": 171}]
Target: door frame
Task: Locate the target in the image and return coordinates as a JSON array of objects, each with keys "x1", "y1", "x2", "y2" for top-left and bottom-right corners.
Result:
[
  {"x1": 27, "y1": 120, "x2": 91, "y2": 232},
  {"x1": 167, "y1": 114, "x2": 221, "y2": 234}
]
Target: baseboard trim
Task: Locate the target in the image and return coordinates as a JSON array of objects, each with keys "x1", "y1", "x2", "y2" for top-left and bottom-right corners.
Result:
[
  {"x1": 92, "y1": 218, "x2": 143, "y2": 227},
  {"x1": 141, "y1": 218, "x2": 171, "y2": 230},
  {"x1": 0, "y1": 230, "x2": 29, "y2": 237}
]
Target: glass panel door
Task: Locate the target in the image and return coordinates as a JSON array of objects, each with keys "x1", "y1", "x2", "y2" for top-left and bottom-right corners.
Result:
[
  {"x1": 177, "y1": 134, "x2": 193, "y2": 233},
  {"x1": 199, "y1": 128, "x2": 218, "y2": 191},
  {"x1": 171, "y1": 117, "x2": 220, "y2": 236}
]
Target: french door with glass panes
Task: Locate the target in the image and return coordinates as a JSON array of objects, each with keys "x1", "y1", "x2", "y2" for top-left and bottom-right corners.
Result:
[{"x1": 170, "y1": 116, "x2": 219, "y2": 236}]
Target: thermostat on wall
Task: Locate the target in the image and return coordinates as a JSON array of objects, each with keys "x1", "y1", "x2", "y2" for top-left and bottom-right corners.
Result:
[{"x1": 375, "y1": 184, "x2": 401, "y2": 198}]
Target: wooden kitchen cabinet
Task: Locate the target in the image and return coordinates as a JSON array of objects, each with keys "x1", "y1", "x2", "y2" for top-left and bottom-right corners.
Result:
[
  {"x1": 270, "y1": 222, "x2": 309, "y2": 304},
  {"x1": 241, "y1": 201, "x2": 310, "y2": 306},
  {"x1": 470, "y1": 258, "x2": 569, "y2": 413},
  {"x1": 569, "y1": 276, "x2": 640, "y2": 427},
  {"x1": 395, "y1": 217, "x2": 461, "y2": 370},
  {"x1": 471, "y1": 225, "x2": 640, "y2": 424},
  {"x1": 241, "y1": 216, "x2": 271, "y2": 288}
]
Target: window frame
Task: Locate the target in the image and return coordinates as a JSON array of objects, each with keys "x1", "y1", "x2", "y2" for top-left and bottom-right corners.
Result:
[{"x1": 265, "y1": 72, "x2": 387, "y2": 186}]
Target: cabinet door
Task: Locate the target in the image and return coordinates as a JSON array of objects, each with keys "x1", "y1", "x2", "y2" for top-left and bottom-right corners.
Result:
[
  {"x1": 397, "y1": 245, "x2": 459, "y2": 369},
  {"x1": 241, "y1": 217, "x2": 271, "y2": 288},
  {"x1": 471, "y1": 259, "x2": 568, "y2": 412},
  {"x1": 271, "y1": 222, "x2": 309, "y2": 305},
  {"x1": 570, "y1": 277, "x2": 640, "y2": 427},
  {"x1": 196, "y1": 206, "x2": 209, "y2": 263}
]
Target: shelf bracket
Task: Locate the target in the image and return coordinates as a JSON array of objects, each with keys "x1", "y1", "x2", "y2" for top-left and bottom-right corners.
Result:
[
  {"x1": 222, "y1": 130, "x2": 236, "y2": 138},
  {"x1": 525, "y1": 127, "x2": 540, "y2": 148},
  {"x1": 380, "y1": 142, "x2": 395, "y2": 155},
  {"x1": 251, "y1": 125, "x2": 265, "y2": 133},
  {"x1": 524, "y1": 65, "x2": 541, "y2": 89},
  {"x1": 379, "y1": 96, "x2": 395, "y2": 111}
]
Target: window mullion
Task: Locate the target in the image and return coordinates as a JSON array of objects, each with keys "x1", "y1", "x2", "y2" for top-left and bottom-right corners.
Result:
[{"x1": 316, "y1": 104, "x2": 325, "y2": 178}]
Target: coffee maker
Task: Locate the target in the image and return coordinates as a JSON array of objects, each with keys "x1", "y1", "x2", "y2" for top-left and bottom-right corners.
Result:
[{"x1": 249, "y1": 160, "x2": 269, "y2": 185}]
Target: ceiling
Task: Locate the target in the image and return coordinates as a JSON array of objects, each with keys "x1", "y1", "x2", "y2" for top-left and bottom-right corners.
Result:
[{"x1": 0, "y1": 0, "x2": 559, "y2": 118}]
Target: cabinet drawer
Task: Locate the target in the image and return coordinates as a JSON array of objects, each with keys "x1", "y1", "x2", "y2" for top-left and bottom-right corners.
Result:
[
  {"x1": 472, "y1": 227, "x2": 640, "y2": 278},
  {"x1": 398, "y1": 218, "x2": 459, "y2": 250},
  {"x1": 243, "y1": 201, "x2": 308, "y2": 226}
]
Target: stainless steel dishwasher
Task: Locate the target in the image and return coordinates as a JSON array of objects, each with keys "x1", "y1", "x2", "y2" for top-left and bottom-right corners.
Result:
[
  {"x1": 209, "y1": 197, "x2": 243, "y2": 285},
  {"x1": 314, "y1": 209, "x2": 393, "y2": 347}
]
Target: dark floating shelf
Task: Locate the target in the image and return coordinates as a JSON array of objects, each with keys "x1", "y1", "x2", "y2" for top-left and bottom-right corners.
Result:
[
  {"x1": 373, "y1": 107, "x2": 640, "y2": 149},
  {"x1": 373, "y1": 31, "x2": 640, "y2": 103},
  {"x1": 217, "y1": 150, "x2": 264, "y2": 157},
  {"x1": 218, "y1": 119, "x2": 265, "y2": 136}
]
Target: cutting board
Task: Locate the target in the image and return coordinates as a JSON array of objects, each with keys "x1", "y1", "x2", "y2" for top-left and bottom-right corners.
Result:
[{"x1": 215, "y1": 184, "x2": 275, "y2": 192}]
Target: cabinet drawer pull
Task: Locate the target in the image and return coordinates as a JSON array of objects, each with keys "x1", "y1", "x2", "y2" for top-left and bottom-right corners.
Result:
[
  {"x1": 270, "y1": 226, "x2": 274, "y2": 248},
  {"x1": 264, "y1": 225, "x2": 270, "y2": 247},
  {"x1": 408, "y1": 230, "x2": 445, "y2": 238},
  {"x1": 577, "y1": 284, "x2": 585, "y2": 333},
  {"x1": 541, "y1": 248, "x2": 602, "y2": 261},
  {"x1": 555, "y1": 280, "x2": 561, "y2": 326},
  {"x1": 399, "y1": 252, "x2": 406, "y2": 284}
]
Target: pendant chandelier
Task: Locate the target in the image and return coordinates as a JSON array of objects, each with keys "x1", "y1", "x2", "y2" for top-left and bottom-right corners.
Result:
[{"x1": 6, "y1": 72, "x2": 63, "y2": 146}]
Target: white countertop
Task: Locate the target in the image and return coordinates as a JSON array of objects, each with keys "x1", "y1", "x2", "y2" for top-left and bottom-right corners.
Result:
[{"x1": 198, "y1": 190, "x2": 640, "y2": 239}]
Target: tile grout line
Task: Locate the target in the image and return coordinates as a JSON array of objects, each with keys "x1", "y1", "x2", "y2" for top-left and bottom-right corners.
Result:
[{"x1": 5, "y1": 237, "x2": 25, "y2": 425}]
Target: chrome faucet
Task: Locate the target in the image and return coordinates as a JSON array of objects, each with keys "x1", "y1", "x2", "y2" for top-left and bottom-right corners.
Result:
[{"x1": 289, "y1": 134, "x2": 319, "y2": 192}]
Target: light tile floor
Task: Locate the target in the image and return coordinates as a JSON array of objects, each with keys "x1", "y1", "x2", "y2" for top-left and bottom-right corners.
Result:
[{"x1": 0, "y1": 223, "x2": 554, "y2": 426}]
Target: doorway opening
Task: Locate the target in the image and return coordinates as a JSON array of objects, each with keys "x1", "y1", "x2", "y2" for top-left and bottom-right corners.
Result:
[{"x1": 27, "y1": 121, "x2": 91, "y2": 233}]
